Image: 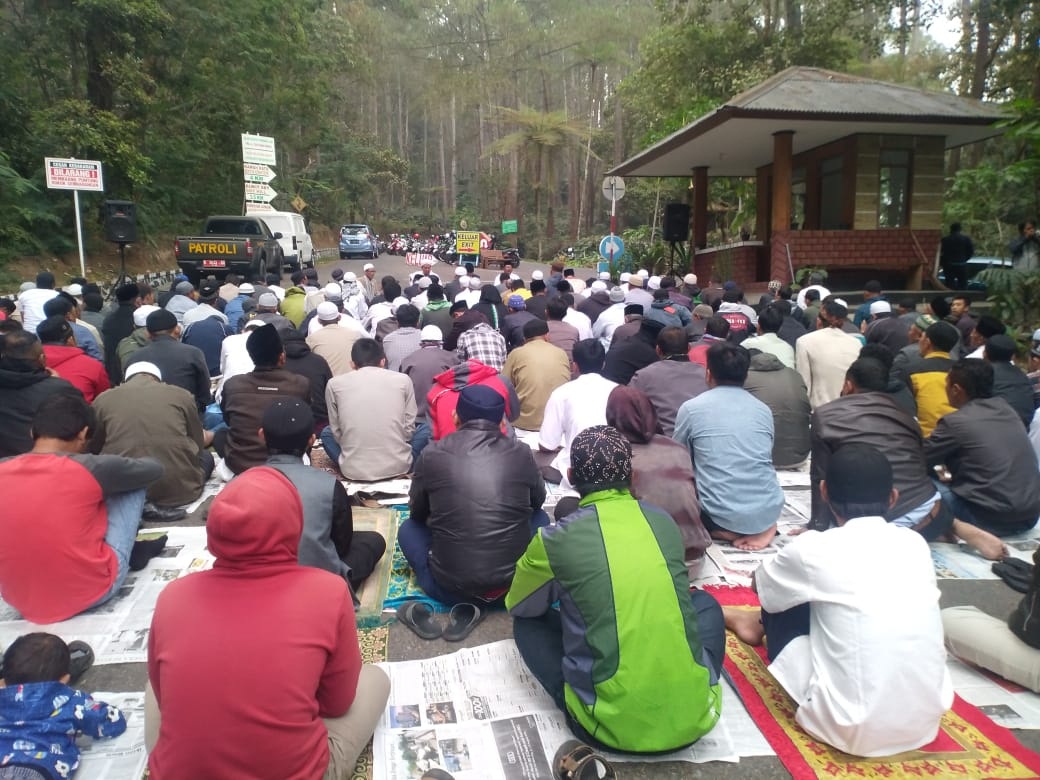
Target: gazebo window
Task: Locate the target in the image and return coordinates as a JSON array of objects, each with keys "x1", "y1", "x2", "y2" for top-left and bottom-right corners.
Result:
[
  {"x1": 878, "y1": 149, "x2": 911, "y2": 228},
  {"x1": 820, "y1": 155, "x2": 845, "y2": 229}
]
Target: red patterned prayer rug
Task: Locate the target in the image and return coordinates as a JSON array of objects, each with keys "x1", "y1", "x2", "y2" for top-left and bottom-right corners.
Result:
[{"x1": 702, "y1": 586, "x2": 1040, "y2": 779}]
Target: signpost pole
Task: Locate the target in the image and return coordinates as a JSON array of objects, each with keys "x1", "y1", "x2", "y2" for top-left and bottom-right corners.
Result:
[
  {"x1": 609, "y1": 184, "x2": 617, "y2": 263},
  {"x1": 72, "y1": 189, "x2": 86, "y2": 278}
]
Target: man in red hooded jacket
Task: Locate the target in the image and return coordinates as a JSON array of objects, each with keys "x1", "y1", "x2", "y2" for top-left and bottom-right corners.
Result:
[{"x1": 145, "y1": 467, "x2": 390, "y2": 779}]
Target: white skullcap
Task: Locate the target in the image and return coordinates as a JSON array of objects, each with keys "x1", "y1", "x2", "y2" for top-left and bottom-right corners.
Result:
[
  {"x1": 869, "y1": 300, "x2": 892, "y2": 315},
  {"x1": 591, "y1": 280, "x2": 608, "y2": 292},
  {"x1": 420, "y1": 325, "x2": 443, "y2": 342},
  {"x1": 363, "y1": 262, "x2": 375, "y2": 271},
  {"x1": 598, "y1": 271, "x2": 611, "y2": 281},
  {"x1": 509, "y1": 273, "x2": 520, "y2": 281},
  {"x1": 242, "y1": 318, "x2": 266, "y2": 331},
  {"x1": 834, "y1": 297, "x2": 848, "y2": 308},
  {"x1": 418, "y1": 276, "x2": 433, "y2": 289},
  {"x1": 637, "y1": 269, "x2": 649, "y2": 279},
  {"x1": 454, "y1": 266, "x2": 466, "y2": 276},
  {"x1": 238, "y1": 283, "x2": 255, "y2": 294},
  {"x1": 343, "y1": 272, "x2": 357, "y2": 283},
  {"x1": 64, "y1": 284, "x2": 83, "y2": 297},
  {"x1": 648, "y1": 275, "x2": 661, "y2": 290},
  {"x1": 19, "y1": 282, "x2": 35, "y2": 292},
  {"x1": 323, "y1": 283, "x2": 342, "y2": 298},
  {"x1": 391, "y1": 296, "x2": 409, "y2": 313},
  {"x1": 531, "y1": 270, "x2": 544, "y2": 281},
  {"x1": 683, "y1": 273, "x2": 697, "y2": 285},
  {"x1": 316, "y1": 301, "x2": 340, "y2": 322},
  {"x1": 133, "y1": 304, "x2": 160, "y2": 328},
  {"x1": 620, "y1": 272, "x2": 631, "y2": 283},
  {"x1": 124, "y1": 361, "x2": 162, "y2": 381},
  {"x1": 468, "y1": 276, "x2": 483, "y2": 289}
]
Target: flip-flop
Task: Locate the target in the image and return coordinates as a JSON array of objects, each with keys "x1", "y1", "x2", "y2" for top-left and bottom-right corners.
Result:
[
  {"x1": 442, "y1": 602, "x2": 486, "y2": 642},
  {"x1": 397, "y1": 601, "x2": 443, "y2": 640},
  {"x1": 553, "y1": 739, "x2": 617, "y2": 780},
  {"x1": 68, "y1": 641, "x2": 95, "y2": 684}
]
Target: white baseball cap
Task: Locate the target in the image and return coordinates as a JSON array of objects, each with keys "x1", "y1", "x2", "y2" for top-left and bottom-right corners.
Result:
[
  {"x1": 124, "y1": 361, "x2": 162, "y2": 381},
  {"x1": 420, "y1": 325, "x2": 443, "y2": 342},
  {"x1": 133, "y1": 304, "x2": 160, "y2": 328},
  {"x1": 363, "y1": 262, "x2": 375, "y2": 271}
]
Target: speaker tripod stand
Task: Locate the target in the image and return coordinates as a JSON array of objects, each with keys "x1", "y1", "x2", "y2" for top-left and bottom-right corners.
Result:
[{"x1": 107, "y1": 242, "x2": 132, "y2": 301}]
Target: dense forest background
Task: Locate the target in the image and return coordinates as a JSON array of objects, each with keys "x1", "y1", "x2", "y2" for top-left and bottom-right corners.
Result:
[{"x1": 0, "y1": 0, "x2": 1038, "y2": 271}]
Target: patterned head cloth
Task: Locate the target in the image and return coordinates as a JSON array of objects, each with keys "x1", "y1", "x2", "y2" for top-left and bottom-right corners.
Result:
[{"x1": 570, "y1": 425, "x2": 632, "y2": 492}]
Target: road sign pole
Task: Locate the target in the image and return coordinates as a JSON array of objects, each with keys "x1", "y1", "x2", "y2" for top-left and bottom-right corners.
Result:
[
  {"x1": 72, "y1": 189, "x2": 86, "y2": 278},
  {"x1": 609, "y1": 190, "x2": 617, "y2": 262}
]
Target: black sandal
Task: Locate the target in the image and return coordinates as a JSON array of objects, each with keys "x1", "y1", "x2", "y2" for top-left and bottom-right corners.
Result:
[{"x1": 553, "y1": 740, "x2": 617, "y2": 780}]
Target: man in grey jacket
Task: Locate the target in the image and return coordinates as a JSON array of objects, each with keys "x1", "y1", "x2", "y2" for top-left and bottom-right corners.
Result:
[
  {"x1": 263, "y1": 399, "x2": 386, "y2": 593},
  {"x1": 630, "y1": 327, "x2": 708, "y2": 437}
]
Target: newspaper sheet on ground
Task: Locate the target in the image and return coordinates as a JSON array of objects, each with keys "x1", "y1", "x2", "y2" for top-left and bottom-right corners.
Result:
[
  {"x1": 0, "y1": 527, "x2": 211, "y2": 665},
  {"x1": 932, "y1": 526, "x2": 1039, "y2": 580},
  {"x1": 75, "y1": 691, "x2": 148, "y2": 780},
  {"x1": 373, "y1": 639, "x2": 760, "y2": 780},
  {"x1": 947, "y1": 657, "x2": 1040, "y2": 729}
]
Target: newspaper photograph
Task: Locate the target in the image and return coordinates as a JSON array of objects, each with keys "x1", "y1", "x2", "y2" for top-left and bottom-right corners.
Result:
[
  {"x1": 373, "y1": 639, "x2": 745, "y2": 780},
  {"x1": 0, "y1": 527, "x2": 212, "y2": 665}
]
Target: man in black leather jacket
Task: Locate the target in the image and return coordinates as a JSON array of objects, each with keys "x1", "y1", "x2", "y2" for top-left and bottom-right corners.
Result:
[{"x1": 399, "y1": 384, "x2": 547, "y2": 604}]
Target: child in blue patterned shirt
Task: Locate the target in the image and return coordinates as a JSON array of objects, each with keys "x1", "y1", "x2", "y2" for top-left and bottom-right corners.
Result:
[{"x1": 0, "y1": 634, "x2": 126, "y2": 780}]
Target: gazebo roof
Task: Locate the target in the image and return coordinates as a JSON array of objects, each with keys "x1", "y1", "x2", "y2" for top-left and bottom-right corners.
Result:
[{"x1": 610, "y1": 67, "x2": 1006, "y2": 178}]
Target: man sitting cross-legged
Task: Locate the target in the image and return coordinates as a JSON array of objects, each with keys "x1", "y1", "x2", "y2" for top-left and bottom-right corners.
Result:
[
  {"x1": 507, "y1": 425, "x2": 723, "y2": 754},
  {"x1": 400, "y1": 385, "x2": 548, "y2": 608},
  {"x1": 724, "y1": 444, "x2": 953, "y2": 757},
  {"x1": 145, "y1": 467, "x2": 390, "y2": 779},
  {"x1": 673, "y1": 341, "x2": 784, "y2": 550},
  {"x1": 0, "y1": 394, "x2": 165, "y2": 624},
  {"x1": 262, "y1": 399, "x2": 387, "y2": 594}
]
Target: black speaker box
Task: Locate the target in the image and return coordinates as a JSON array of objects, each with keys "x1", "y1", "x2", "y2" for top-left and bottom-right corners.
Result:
[
  {"x1": 663, "y1": 203, "x2": 690, "y2": 242},
  {"x1": 103, "y1": 200, "x2": 137, "y2": 243}
]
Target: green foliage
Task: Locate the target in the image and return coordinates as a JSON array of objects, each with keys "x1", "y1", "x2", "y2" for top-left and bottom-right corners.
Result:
[{"x1": 978, "y1": 268, "x2": 1040, "y2": 334}]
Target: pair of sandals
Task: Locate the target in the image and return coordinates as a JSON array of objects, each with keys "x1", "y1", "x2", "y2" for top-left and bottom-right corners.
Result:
[{"x1": 397, "y1": 601, "x2": 486, "y2": 641}]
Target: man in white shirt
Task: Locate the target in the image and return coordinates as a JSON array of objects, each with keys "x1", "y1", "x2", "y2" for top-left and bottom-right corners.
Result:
[
  {"x1": 724, "y1": 443, "x2": 952, "y2": 758},
  {"x1": 18, "y1": 272, "x2": 60, "y2": 335},
  {"x1": 537, "y1": 339, "x2": 618, "y2": 487},
  {"x1": 795, "y1": 299, "x2": 862, "y2": 408},
  {"x1": 560, "y1": 293, "x2": 593, "y2": 340},
  {"x1": 795, "y1": 272, "x2": 831, "y2": 309},
  {"x1": 740, "y1": 304, "x2": 795, "y2": 369},
  {"x1": 214, "y1": 319, "x2": 264, "y2": 402},
  {"x1": 592, "y1": 288, "x2": 627, "y2": 350}
]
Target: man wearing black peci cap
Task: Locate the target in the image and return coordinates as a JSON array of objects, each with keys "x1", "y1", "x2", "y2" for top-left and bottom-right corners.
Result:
[
  {"x1": 217, "y1": 324, "x2": 310, "y2": 475},
  {"x1": 723, "y1": 443, "x2": 952, "y2": 758},
  {"x1": 124, "y1": 309, "x2": 211, "y2": 413},
  {"x1": 102, "y1": 282, "x2": 142, "y2": 384},
  {"x1": 263, "y1": 399, "x2": 386, "y2": 593}
]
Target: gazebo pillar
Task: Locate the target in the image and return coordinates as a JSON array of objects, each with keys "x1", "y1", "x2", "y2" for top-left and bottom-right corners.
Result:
[
  {"x1": 692, "y1": 166, "x2": 708, "y2": 249},
  {"x1": 771, "y1": 130, "x2": 794, "y2": 234}
]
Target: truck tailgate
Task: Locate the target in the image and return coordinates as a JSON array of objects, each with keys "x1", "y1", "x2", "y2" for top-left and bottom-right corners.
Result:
[{"x1": 176, "y1": 237, "x2": 248, "y2": 269}]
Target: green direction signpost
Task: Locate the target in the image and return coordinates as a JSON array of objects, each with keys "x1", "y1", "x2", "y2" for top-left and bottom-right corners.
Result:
[{"x1": 501, "y1": 219, "x2": 518, "y2": 235}]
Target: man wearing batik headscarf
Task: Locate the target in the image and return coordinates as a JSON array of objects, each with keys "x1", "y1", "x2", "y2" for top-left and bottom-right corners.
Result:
[{"x1": 506, "y1": 425, "x2": 723, "y2": 755}]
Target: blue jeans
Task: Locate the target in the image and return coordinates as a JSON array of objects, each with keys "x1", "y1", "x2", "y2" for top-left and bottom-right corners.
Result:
[
  {"x1": 89, "y1": 489, "x2": 147, "y2": 608},
  {"x1": 512, "y1": 589, "x2": 725, "y2": 755},
  {"x1": 398, "y1": 509, "x2": 550, "y2": 605},
  {"x1": 931, "y1": 477, "x2": 1035, "y2": 537},
  {"x1": 319, "y1": 425, "x2": 342, "y2": 464}
]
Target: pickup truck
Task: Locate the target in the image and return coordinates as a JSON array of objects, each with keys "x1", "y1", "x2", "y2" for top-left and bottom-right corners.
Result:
[{"x1": 174, "y1": 215, "x2": 285, "y2": 284}]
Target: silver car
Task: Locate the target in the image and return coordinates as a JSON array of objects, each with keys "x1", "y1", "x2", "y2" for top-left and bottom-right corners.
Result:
[{"x1": 339, "y1": 224, "x2": 378, "y2": 260}]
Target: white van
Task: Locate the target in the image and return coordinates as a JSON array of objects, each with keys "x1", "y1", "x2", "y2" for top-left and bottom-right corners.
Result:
[{"x1": 261, "y1": 211, "x2": 314, "y2": 271}]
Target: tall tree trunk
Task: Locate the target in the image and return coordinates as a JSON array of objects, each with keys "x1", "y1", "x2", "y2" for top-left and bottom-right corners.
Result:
[
  {"x1": 450, "y1": 92, "x2": 457, "y2": 213},
  {"x1": 439, "y1": 118, "x2": 448, "y2": 216}
]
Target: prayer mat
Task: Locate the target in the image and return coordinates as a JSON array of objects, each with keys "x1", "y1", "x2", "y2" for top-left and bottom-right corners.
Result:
[
  {"x1": 351, "y1": 625, "x2": 390, "y2": 780},
  {"x1": 383, "y1": 508, "x2": 453, "y2": 613},
  {"x1": 725, "y1": 632, "x2": 1040, "y2": 779},
  {"x1": 352, "y1": 508, "x2": 398, "y2": 628}
]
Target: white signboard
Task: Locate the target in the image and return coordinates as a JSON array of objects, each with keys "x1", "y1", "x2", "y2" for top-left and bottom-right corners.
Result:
[
  {"x1": 244, "y1": 182, "x2": 277, "y2": 203},
  {"x1": 45, "y1": 157, "x2": 104, "y2": 192},
  {"x1": 243, "y1": 163, "x2": 276, "y2": 183},
  {"x1": 241, "y1": 134, "x2": 276, "y2": 166},
  {"x1": 601, "y1": 175, "x2": 626, "y2": 201},
  {"x1": 245, "y1": 202, "x2": 277, "y2": 214}
]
